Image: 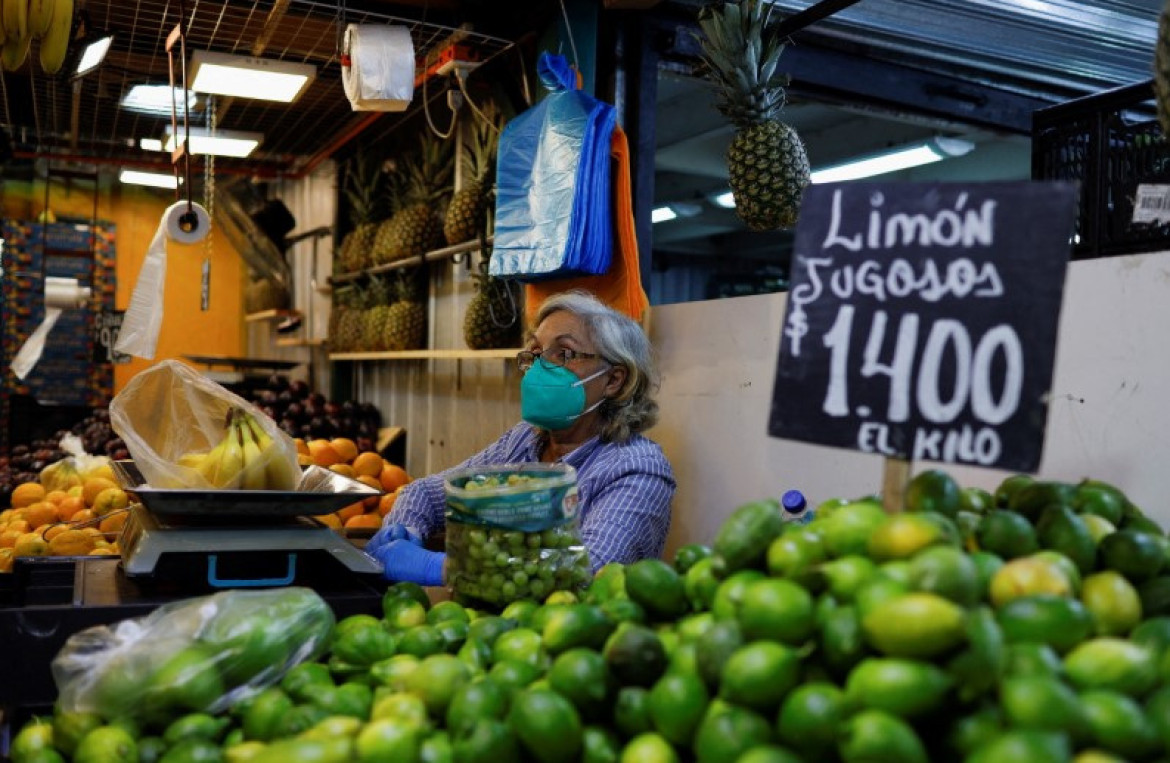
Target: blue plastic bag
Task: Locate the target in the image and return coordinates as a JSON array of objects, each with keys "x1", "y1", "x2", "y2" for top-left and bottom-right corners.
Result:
[{"x1": 491, "y1": 53, "x2": 617, "y2": 281}]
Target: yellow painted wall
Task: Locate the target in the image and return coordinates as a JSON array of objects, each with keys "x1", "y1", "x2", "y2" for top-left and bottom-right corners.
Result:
[{"x1": 2, "y1": 178, "x2": 244, "y2": 394}]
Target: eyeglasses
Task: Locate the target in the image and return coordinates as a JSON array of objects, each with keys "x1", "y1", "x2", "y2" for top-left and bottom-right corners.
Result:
[{"x1": 516, "y1": 348, "x2": 602, "y2": 372}]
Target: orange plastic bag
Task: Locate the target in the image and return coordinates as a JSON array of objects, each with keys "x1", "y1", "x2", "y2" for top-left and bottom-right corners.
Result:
[{"x1": 523, "y1": 124, "x2": 650, "y2": 328}]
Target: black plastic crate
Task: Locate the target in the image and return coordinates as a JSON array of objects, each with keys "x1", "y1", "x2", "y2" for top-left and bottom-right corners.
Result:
[{"x1": 1033, "y1": 79, "x2": 1170, "y2": 259}]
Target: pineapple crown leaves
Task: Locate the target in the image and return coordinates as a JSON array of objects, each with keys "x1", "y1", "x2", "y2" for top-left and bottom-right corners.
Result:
[
  {"x1": 461, "y1": 101, "x2": 504, "y2": 183},
  {"x1": 343, "y1": 148, "x2": 390, "y2": 226},
  {"x1": 402, "y1": 133, "x2": 455, "y2": 206},
  {"x1": 696, "y1": 0, "x2": 792, "y2": 126}
]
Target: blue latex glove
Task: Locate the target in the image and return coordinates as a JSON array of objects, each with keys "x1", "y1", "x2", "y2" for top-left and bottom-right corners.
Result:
[
  {"x1": 366, "y1": 522, "x2": 421, "y2": 558},
  {"x1": 372, "y1": 540, "x2": 446, "y2": 587}
]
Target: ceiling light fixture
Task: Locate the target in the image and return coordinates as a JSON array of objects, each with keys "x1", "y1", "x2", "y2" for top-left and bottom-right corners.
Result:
[
  {"x1": 140, "y1": 138, "x2": 165, "y2": 152},
  {"x1": 711, "y1": 190, "x2": 736, "y2": 209},
  {"x1": 121, "y1": 85, "x2": 198, "y2": 116},
  {"x1": 652, "y1": 206, "x2": 678, "y2": 224},
  {"x1": 163, "y1": 126, "x2": 263, "y2": 158},
  {"x1": 73, "y1": 31, "x2": 115, "y2": 78},
  {"x1": 119, "y1": 169, "x2": 181, "y2": 189},
  {"x1": 189, "y1": 50, "x2": 317, "y2": 103},
  {"x1": 811, "y1": 137, "x2": 976, "y2": 184}
]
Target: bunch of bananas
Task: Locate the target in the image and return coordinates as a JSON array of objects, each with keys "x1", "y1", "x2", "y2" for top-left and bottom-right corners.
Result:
[
  {"x1": 2, "y1": 0, "x2": 75, "y2": 74},
  {"x1": 178, "y1": 408, "x2": 301, "y2": 491}
]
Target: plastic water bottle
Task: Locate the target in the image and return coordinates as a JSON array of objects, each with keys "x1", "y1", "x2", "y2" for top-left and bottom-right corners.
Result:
[{"x1": 781, "y1": 489, "x2": 813, "y2": 525}]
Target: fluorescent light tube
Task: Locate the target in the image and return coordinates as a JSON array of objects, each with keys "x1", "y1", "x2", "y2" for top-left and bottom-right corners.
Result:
[
  {"x1": 75, "y1": 34, "x2": 114, "y2": 78},
  {"x1": 652, "y1": 206, "x2": 678, "y2": 224},
  {"x1": 811, "y1": 138, "x2": 975, "y2": 184},
  {"x1": 121, "y1": 85, "x2": 197, "y2": 116},
  {"x1": 140, "y1": 138, "x2": 164, "y2": 152},
  {"x1": 189, "y1": 50, "x2": 316, "y2": 103},
  {"x1": 711, "y1": 190, "x2": 736, "y2": 209},
  {"x1": 119, "y1": 170, "x2": 180, "y2": 189},
  {"x1": 164, "y1": 126, "x2": 263, "y2": 158}
]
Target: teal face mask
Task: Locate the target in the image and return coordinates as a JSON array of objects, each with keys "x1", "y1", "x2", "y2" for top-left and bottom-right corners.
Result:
[{"x1": 521, "y1": 360, "x2": 609, "y2": 431}]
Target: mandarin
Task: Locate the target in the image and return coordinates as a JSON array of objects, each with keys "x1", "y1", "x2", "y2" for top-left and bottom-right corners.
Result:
[
  {"x1": 344, "y1": 513, "x2": 383, "y2": 531},
  {"x1": 352, "y1": 452, "x2": 384, "y2": 478},
  {"x1": 331, "y1": 438, "x2": 359, "y2": 464},
  {"x1": 378, "y1": 491, "x2": 399, "y2": 517},
  {"x1": 379, "y1": 464, "x2": 411, "y2": 493},
  {"x1": 11, "y1": 482, "x2": 45, "y2": 508},
  {"x1": 307, "y1": 440, "x2": 343, "y2": 467}
]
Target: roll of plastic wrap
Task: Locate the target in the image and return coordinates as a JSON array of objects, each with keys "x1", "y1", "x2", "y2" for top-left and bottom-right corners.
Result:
[
  {"x1": 163, "y1": 200, "x2": 211, "y2": 244},
  {"x1": 45, "y1": 277, "x2": 92, "y2": 309},
  {"x1": 342, "y1": 24, "x2": 415, "y2": 112}
]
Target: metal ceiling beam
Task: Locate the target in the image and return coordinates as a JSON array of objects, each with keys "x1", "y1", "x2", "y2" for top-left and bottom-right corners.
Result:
[{"x1": 771, "y1": 0, "x2": 863, "y2": 39}]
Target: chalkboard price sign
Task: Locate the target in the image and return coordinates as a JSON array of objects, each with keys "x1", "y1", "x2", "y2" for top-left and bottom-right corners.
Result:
[
  {"x1": 769, "y1": 182, "x2": 1079, "y2": 472},
  {"x1": 94, "y1": 310, "x2": 131, "y2": 365}
]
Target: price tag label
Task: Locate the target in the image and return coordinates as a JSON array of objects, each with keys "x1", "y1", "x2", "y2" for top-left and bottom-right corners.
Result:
[
  {"x1": 94, "y1": 310, "x2": 132, "y2": 365},
  {"x1": 769, "y1": 182, "x2": 1079, "y2": 471}
]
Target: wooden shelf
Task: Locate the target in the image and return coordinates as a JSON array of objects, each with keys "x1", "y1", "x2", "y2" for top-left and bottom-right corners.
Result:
[
  {"x1": 329, "y1": 237, "x2": 494, "y2": 285},
  {"x1": 275, "y1": 337, "x2": 326, "y2": 348},
  {"x1": 330, "y1": 348, "x2": 521, "y2": 361},
  {"x1": 245, "y1": 309, "x2": 302, "y2": 323}
]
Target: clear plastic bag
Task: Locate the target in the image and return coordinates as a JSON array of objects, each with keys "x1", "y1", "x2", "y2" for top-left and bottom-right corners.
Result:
[
  {"x1": 444, "y1": 464, "x2": 592, "y2": 608},
  {"x1": 51, "y1": 587, "x2": 335, "y2": 722},
  {"x1": 108, "y1": 359, "x2": 299, "y2": 490},
  {"x1": 39, "y1": 434, "x2": 111, "y2": 492}
]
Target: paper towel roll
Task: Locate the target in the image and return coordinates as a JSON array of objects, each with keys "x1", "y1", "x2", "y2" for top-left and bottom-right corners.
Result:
[
  {"x1": 45, "y1": 277, "x2": 92, "y2": 309},
  {"x1": 342, "y1": 24, "x2": 415, "y2": 112},
  {"x1": 163, "y1": 200, "x2": 211, "y2": 244}
]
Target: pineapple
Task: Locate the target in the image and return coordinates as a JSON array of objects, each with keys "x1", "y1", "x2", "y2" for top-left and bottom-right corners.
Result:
[
  {"x1": 385, "y1": 269, "x2": 427, "y2": 351},
  {"x1": 1158, "y1": 0, "x2": 1170, "y2": 136},
  {"x1": 362, "y1": 276, "x2": 394, "y2": 352},
  {"x1": 697, "y1": 0, "x2": 810, "y2": 231},
  {"x1": 339, "y1": 148, "x2": 389, "y2": 272},
  {"x1": 445, "y1": 104, "x2": 502, "y2": 246},
  {"x1": 370, "y1": 171, "x2": 406, "y2": 267},
  {"x1": 384, "y1": 134, "x2": 454, "y2": 262},
  {"x1": 330, "y1": 284, "x2": 367, "y2": 352},
  {"x1": 463, "y1": 253, "x2": 521, "y2": 349}
]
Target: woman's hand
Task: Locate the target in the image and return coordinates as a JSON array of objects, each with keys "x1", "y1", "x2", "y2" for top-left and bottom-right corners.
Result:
[{"x1": 370, "y1": 540, "x2": 446, "y2": 587}]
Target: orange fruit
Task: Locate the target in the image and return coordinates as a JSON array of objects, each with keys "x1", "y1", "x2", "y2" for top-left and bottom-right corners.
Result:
[
  {"x1": 70, "y1": 509, "x2": 97, "y2": 525},
  {"x1": 14, "y1": 532, "x2": 49, "y2": 557},
  {"x1": 100, "y1": 513, "x2": 128, "y2": 536},
  {"x1": 79, "y1": 527, "x2": 104, "y2": 539},
  {"x1": 344, "y1": 513, "x2": 383, "y2": 531},
  {"x1": 331, "y1": 438, "x2": 359, "y2": 464},
  {"x1": 329, "y1": 463, "x2": 357, "y2": 479},
  {"x1": 11, "y1": 482, "x2": 45, "y2": 508},
  {"x1": 84, "y1": 463, "x2": 117, "y2": 483},
  {"x1": 294, "y1": 438, "x2": 310, "y2": 456},
  {"x1": 380, "y1": 464, "x2": 411, "y2": 493},
  {"x1": 0, "y1": 548, "x2": 13, "y2": 573},
  {"x1": 6, "y1": 519, "x2": 29, "y2": 534},
  {"x1": 355, "y1": 475, "x2": 383, "y2": 509},
  {"x1": 0, "y1": 529, "x2": 21, "y2": 548},
  {"x1": 307, "y1": 440, "x2": 343, "y2": 467},
  {"x1": 23, "y1": 502, "x2": 60, "y2": 530},
  {"x1": 42, "y1": 524, "x2": 69, "y2": 542},
  {"x1": 92, "y1": 488, "x2": 129, "y2": 517},
  {"x1": 82, "y1": 478, "x2": 120, "y2": 508},
  {"x1": 378, "y1": 491, "x2": 399, "y2": 518},
  {"x1": 297, "y1": 453, "x2": 314, "y2": 467},
  {"x1": 336, "y1": 501, "x2": 365, "y2": 523},
  {"x1": 44, "y1": 490, "x2": 69, "y2": 505},
  {"x1": 57, "y1": 496, "x2": 85, "y2": 521},
  {"x1": 352, "y1": 452, "x2": 384, "y2": 478},
  {"x1": 89, "y1": 547, "x2": 118, "y2": 556},
  {"x1": 314, "y1": 513, "x2": 343, "y2": 530},
  {"x1": 48, "y1": 529, "x2": 96, "y2": 557},
  {"x1": 0, "y1": 509, "x2": 11, "y2": 523}
]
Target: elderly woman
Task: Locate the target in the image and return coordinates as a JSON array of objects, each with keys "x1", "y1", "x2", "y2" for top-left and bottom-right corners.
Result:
[{"x1": 365, "y1": 290, "x2": 676, "y2": 586}]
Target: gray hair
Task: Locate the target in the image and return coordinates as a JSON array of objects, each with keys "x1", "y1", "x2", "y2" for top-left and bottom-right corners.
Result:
[{"x1": 535, "y1": 290, "x2": 660, "y2": 443}]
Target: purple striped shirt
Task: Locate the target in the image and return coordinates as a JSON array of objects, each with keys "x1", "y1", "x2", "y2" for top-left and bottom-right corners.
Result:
[{"x1": 387, "y1": 422, "x2": 676, "y2": 570}]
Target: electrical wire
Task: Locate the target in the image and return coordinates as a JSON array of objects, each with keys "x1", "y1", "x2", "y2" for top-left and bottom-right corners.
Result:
[
  {"x1": 557, "y1": 0, "x2": 580, "y2": 72},
  {"x1": 455, "y1": 71, "x2": 500, "y2": 135}
]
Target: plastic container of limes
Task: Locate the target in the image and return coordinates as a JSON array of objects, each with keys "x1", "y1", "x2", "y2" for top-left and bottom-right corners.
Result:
[{"x1": 444, "y1": 463, "x2": 592, "y2": 608}]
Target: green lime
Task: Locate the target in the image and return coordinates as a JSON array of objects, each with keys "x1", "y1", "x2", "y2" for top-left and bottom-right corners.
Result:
[
  {"x1": 861, "y1": 593, "x2": 966, "y2": 658},
  {"x1": 854, "y1": 577, "x2": 910, "y2": 623},
  {"x1": 821, "y1": 604, "x2": 868, "y2": 680},
  {"x1": 241, "y1": 688, "x2": 293, "y2": 741},
  {"x1": 383, "y1": 597, "x2": 428, "y2": 631},
  {"x1": 147, "y1": 645, "x2": 225, "y2": 714},
  {"x1": 676, "y1": 612, "x2": 715, "y2": 644},
  {"x1": 298, "y1": 716, "x2": 363, "y2": 741},
  {"x1": 419, "y1": 730, "x2": 452, "y2": 763},
  {"x1": 450, "y1": 718, "x2": 519, "y2": 763},
  {"x1": 866, "y1": 514, "x2": 946, "y2": 562},
  {"x1": 354, "y1": 718, "x2": 420, "y2": 762},
  {"x1": 1131, "y1": 616, "x2": 1170, "y2": 657},
  {"x1": 1064, "y1": 638, "x2": 1157, "y2": 696},
  {"x1": 905, "y1": 469, "x2": 962, "y2": 517},
  {"x1": 946, "y1": 707, "x2": 1003, "y2": 757},
  {"x1": 250, "y1": 737, "x2": 352, "y2": 763},
  {"x1": 548, "y1": 648, "x2": 611, "y2": 717},
  {"x1": 1035, "y1": 505, "x2": 1096, "y2": 574},
  {"x1": 735, "y1": 746, "x2": 802, "y2": 763},
  {"x1": 203, "y1": 614, "x2": 292, "y2": 686},
  {"x1": 712, "y1": 499, "x2": 785, "y2": 574},
  {"x1": 999, "y1": 675, "x2": 1085, "y2": 733},
  {"x1": 776, "y1": 682, "x2": 846, "y2": 760},
  {"x1": 384, "y1": 581, "x2": 432, "y2": 612},
  {"x1": 646, "y1": 671, "x2": 708, "y2": 747},
  {"x1": 818, "y1": 501, "x2": 889, "y2": 557},
  {"x1": 695, "y1": 619, "x2": 743, "y2": 690},
  {"x1": 1099, "y1": 530, "x2": 1165, "y2": 583},
  {"x1": 960, "y1": 486, "x2": 994, "y2": 514},
  {"x1": 600, "y1": 598, "x2": 648, "y2": 626},
  {"x1": 51, "y1": 712, "x2": 103, "y2": 757},
  {"x1": 618, "y1": 733, "x2": 678, "y2": 763},
  {"x1": 1140, "y1": 576, "x2": 1170, "y2": 617},
  {"x1": 603, "y1": 623, "x2": 667, "y2": 688},
  {"x1": 736, "y1": 578, "x2": 815, "y2": 645},
  {"x1": 488, "y1": 660, "x2": 543, "y2": 693},
  {"x1": 819, "y1": 556, "x2": 879, "y2": 602},
  {"x1": 369, "y1": 654, "x2": 420, "y2": 691},
  {"x1": 11, "y1": 719, "x2": 55, "y2": 763},
  {"x1": 693, "y1": 703, "x2": 773, "y2": 763},
  {"x1": 766, "y1": 532, "x2": 826, "y2": 583},
  {"x1": 492, "y1": 628, "x2": 547, "y2": 669},
  {"x1": 467, "y1": 616, "x2": 516, "y2": 647},
  {"x1": 907, "y1": 545, "x2": 979, "y2": 606},
  {"x1": 1079, "y1": 690, "x2": 1159, "y2": 759},
  {"x1": 427, "y1": 600, "x2": 471, "y2": 626},
  {"x1": 989, "y1": 557, "x2": 1074, "y2": 608},
  {"x1": 976, "y1": 511, "x2": 1039, "y2": 560},
  {"x1": 1081, "y1": 515, "x2": 1116, "y2": 544},
  {"x1": 582, "y1": 726, "x2": 621, "y2": 763},
  {"x1": 683, "y1": 558, "x2": 720, "y2": 612},
  {"x1": 965, "y1": 730, "x2": 1070, "y2": 763},
  {"x1": 947, "y1": 607, "x2": 1006, "y2": 702},
  {"x1": 1004, "y1": 642, "x2": 1064, "y2": 678},
  {"x1": 845, "y1": 658, "x2": 951, "y2": 718},
  {"x1": 508, "y1": 688, "x2": 583, "y2": 762},
  {"x1": 879, "y1": 560, "x2": 912, "y2": 586},
  {"x1": 672, "y1": 544, "x2": 713, "y2": 575},
  {"x1": 969, "y1": 551, "x2": 1004, "y2": 597},
  {"x1": 1074, "y1": 483, "x2": 1125, "y2": 525},
  {"x1": 446, "y1": 678, "x2": 510, "y2": 737},
  {"x1": 271, "y1": 704, "x2": 329, "y2": 739},
  {"x1": 162, "y1": 713, "x2": 229, "y2": 745},
  {"x1": 280, "y1": 663, "x2": 334, "y2": 702},
  {"x1": 1008, "y1": 481, "x2": 1075, "y2": 521},
  {"x1": 406, "y1": 653, "x2": 471, "y2": 718},
  {"x1": 370, "y1": 691, "x2": 429, "y2": 728},
  {"x1": 711, "y1": 570, "x2": 766, "y2": 620},
  {"x1": 398, "y1": 625, "x2": 446, "y2": 659},
  {"x1": 718, "y1": 641, "x2": 800, "y2": 712},
  {"x1": 997, "y1": 595, "x2": 1094, "y2": 654},
  {"x1": 613, "y1": 687, "x2": 653, "y2": 740},
  {"x1": 1143, "y1": 684, "x2": 1170, "y2": 752},
  {"x1": 138, "y1": 737, "x2": 169, "y2": 763},
  {"x1": 1081, "y1": 571, "x2": 1142, "y2": 636},
  {"x1": 1031, "y1": 551, "x2": 1082, "y2": 595},
  {"x1": 542, "y1": 604, "x2": 614, "y2": 655},
  {"x1": 157, "y1": 738, "x2": 222, "y2": 763},
  {"x1": 73, "y1": 726, "x2": 138, "y2": 763},
  {"x1": 837, "y1": 709, "x2": 927, "y2": 763},
  {"x1": 499, "y1": 600, "x2": 540, "y2": 627},
  {"x1": 994, "y1": 474, "x2": 1034, "y2": 508},
  {"x1": 331, "y1": 624, "x2": 398, "y2": 666}
]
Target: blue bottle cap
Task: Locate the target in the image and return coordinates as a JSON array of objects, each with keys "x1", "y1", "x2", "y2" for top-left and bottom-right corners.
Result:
[{"x1": 781, "y1": 489, "x2": 807, "y2": 513}]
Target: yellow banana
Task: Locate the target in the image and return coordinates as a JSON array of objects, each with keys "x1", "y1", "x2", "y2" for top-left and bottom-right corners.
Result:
[
  {"x1": 28, "y1": 0, "x2": 51, "y2": 39},
  {"x1": 2, "y1": 0, "x2": 25, "y2": 41},
  {"x1": 36, "y1": 0, "x2": 68, "y2": 74},
  {"x1": 195, "y1": 437, "x2": 228, "y2": 486},
  {"x1": 1, "y1": 28, "x2": 28, "y2": 71},
  {"x1": 215, "y1": 415, "x2": 245, "y2": 489},
  {"x1": 245, "y1": 414, "x2": 300, "y2": 490},
  {"x1": 237, "y1": 418, "x2": 268, "y2": 490},
  {"x1": 177, "y1": 452, "x2": 207, "y2": 470}
]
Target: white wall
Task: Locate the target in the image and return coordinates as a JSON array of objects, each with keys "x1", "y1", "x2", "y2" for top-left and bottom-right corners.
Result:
[{"x1": 649, "y1": 250, "x2": 1170, "y2": 558}]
